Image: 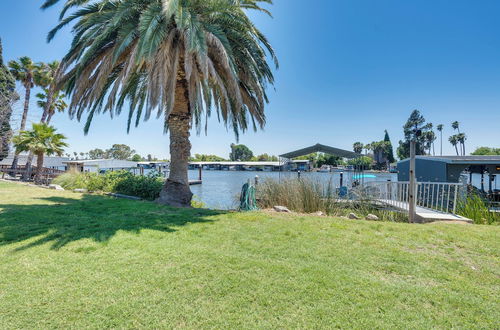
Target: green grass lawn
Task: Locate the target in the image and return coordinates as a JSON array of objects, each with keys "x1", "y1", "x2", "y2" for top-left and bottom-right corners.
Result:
[{"x1": 0, "y1": 181, "x2": 499, "y2": 328}]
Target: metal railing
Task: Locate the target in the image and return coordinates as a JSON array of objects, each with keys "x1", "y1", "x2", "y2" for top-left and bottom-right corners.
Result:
[{"x1": 361, "y1": 181, "x2": 464, "y2": 214}]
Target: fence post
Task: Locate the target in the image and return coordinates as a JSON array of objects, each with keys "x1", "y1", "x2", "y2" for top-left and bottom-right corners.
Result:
[
  {"x1": 408, "y1": 140, "x2": 417, "y2": 223},
  {"x1": 452, "y1": 185, "x2": 458, "y2": 214}
]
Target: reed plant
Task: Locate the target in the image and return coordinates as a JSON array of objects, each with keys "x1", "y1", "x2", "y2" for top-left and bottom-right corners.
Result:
[
  {"x1": 457, "y1": 193, "x2": 500, "y2": 225},
  {"x1": 257, "y1": 178, "x2": 407, "y2": 221}
]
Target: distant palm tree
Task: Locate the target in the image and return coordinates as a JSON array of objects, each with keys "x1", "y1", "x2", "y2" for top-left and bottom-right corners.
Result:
[
  {"x1": 12, "y1": 123, "x2": 67, "y2": 184},
  {"x1": 457, "y1": 133, "x2": 467, "y2": 156},
  {"x1": 452, "y1": 121, "x2": 460, "y2": 133},
  {"x1": 8, "y1": 57, "x2": 43, "y2": 168},
  {"x1": 353, "y1": 142, "x2": 364, "y2": 154},
  {"x1": 436, "y1": 124, "x2": 443, "y2": 155},
  {"x1": 36, "y1": 61, "x2": 63, "y2": 123},
  {"x1": 449, "y1": 135, "x2": 459, "y2": 156},
  {"x1": 36, "y1": 89, "x2": 67, "y2": 124},
  {"x1": 46, "y1": 0, "x2": 278, "y2": 207}
]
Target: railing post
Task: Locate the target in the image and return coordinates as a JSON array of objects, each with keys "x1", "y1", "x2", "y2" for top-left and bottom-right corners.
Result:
[
  {"x1": 408, "y1": 141, "x2": 417, "y2": 223},
  {"x1": 452, "y1": 185, "x2": 458, "y2": 214}
]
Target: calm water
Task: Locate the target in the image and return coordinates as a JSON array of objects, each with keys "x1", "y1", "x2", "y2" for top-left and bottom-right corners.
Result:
[{"x1": 187, "y1": 170, "x2": 397, "y2": 209}]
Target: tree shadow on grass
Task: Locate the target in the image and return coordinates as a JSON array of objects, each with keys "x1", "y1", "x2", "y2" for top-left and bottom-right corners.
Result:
[{"x1": 0, "y1": 194, "x2": 224, "y2": 251}]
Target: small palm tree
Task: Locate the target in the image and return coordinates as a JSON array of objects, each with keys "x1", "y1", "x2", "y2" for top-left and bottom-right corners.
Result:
[
  {"x1": 436, "y1": 124, "x2": 443, "y2": 156},
  {"x1": 8, "y1": 57, "x2": 43, "y2": 168},
  {"x1": 36, "y1": 89, "x2": 67, "y2": 123},
  {"x1": 12, "y1": 123, "x2": 68, "y2": 184}
]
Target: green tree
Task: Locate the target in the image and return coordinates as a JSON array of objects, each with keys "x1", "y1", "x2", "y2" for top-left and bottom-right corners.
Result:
[
  {"x1": 12, "y1": 123, "x2": 67, "y2": 183},
  {"x1": 451, "y1": 121, "x2": 466, "y2": 155},
  {"x1": 88, "y1": 148, "x2": 106, "y2": 159},
  {"x1": 396, "y1": 110, "x2": 432, "y2": 159},
  {"x1": 348, "y1": 156, "x2": 373, "y2": 169},
  {"x1": 106, "y1": 144, "x2": 135, "y2": 160},
  {"x1": 353, "y1": 142, "x2": 364, "y2": 154},
  {"x1": 230, "y1": 143, "x2": 253, "y2": 161},
  {"x1": 471, "y1": 147, "x2": 500, "y2": 156},
  {"x1": 131, "y1": 154, "x2": 143, "y2": 162},
  {"x1": 8, "y1": 57, "x2": 43, "y2": 168},
  {"x1": 0, "y1": 39, "x2": 18, "y2": 161},
  {"x1": 383, "y1": 130, "x2": 395, "y2": 163},
  {"x1": 47, "y1": 0, "x2": 277, "y2": 207}
]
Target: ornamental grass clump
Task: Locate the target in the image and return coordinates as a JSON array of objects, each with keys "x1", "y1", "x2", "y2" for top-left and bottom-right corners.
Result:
[{"x1": 457, "y1": 193, "x2": 500, "y2": 225}]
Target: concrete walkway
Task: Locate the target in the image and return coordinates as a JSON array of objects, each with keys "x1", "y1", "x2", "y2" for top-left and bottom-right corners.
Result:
[{"x1": 376, "y1": 199, "x2": 472, "y2": 223}]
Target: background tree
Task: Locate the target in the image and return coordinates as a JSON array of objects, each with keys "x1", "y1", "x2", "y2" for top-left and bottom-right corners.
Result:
[
  {"x1": 397, "y1": 110, "x2": 432, "y2": 159},
  {"x1": 131, "y1": 154, "x2": 143, "y2": 162},
  {"x1": 8, "y1": 56, "x2": 43, "y2": 168},
  {"x1": 47, "y1": 0, "x2": 277, "y2": 207},
  {"x1": 449, "y1": 135, "x2": 459, "y2": 155},
  {"x1": 106, "y1": 144, "x2": 136, "y2": 160},
  {"x1": 348, "y1": 156, "x2": 373, "y2": 170},
  {"x1": 12, "y1": 123, "x2": 67, "y2": 183},
  {"x1": 353, "y1": 142, "x2": 364, "y2": 154},
  {"x1": 36, "y1": 61, "x2": 62, "y2": 123},
  {"x1": 230, "y1": 143, "x2": 253, "y2": 161},
  {"x1": 36, "y1": 89, "x2": 67, "y2": 123},
  {"x1": 191, "y1": 154, "x2": 226, "y2": 162},
  {"x1": 436, "y1": 124, "x2": 443, "y2": 156},
  {"x1": 88, "y1": 148, "x2": 105, "y2": 159},
  {"x1": 471, "y1": 147, "x2": 500, "y2": 155},
  {"x1": 383, "y1": 130, "x2": 395, "y2": 163},
  {"x1": 0, "y1": 39, "x2": 18, "y2": 161}
]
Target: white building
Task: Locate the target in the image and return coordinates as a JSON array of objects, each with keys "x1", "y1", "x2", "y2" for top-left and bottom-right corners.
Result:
[
  {"x1": 63, "y1": 159, "x2": 138, "y2": 173},
  {"x1": 0, "y1": 154, "x2": 69, "y2": 170}
]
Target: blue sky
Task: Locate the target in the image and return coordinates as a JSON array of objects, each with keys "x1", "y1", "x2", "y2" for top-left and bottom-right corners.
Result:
[{"x1": 1, "y1": 0, "x2": 499, "y2": 159}]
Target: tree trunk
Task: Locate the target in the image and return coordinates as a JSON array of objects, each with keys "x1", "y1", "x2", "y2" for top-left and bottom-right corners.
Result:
[
  {"x1": 157, "y1": 72, "x2": 193, "y2": 207},
  {"x1": 34, "y1": 152, "x2": 44, "y2": 184},
  {"x1": 11, "y1": 86, "x2": 31, "y2": 169},
  {"x1": 46, "y1": 111, "x2": 54, "y2": 124},
  {"x1": 23, "y1": 152, "x2": 34, "y2": 180},
  {"x1": 454, "y1": 144, "x2": 459, "y2": 156},
  {"x1": 41, "y1": 110, "x2": 48, "y2": 123}
]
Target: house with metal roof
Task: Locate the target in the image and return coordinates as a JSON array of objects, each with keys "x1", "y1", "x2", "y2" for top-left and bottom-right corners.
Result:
[
  {"x1": 397, "y1": 155, "x2": 500, "y2": 192},
  {"x1": 63, "y1": 159, "x2": 138, "y2": 173}
]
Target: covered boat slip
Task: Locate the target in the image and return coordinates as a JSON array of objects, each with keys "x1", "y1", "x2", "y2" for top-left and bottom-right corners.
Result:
[
  {"x1": 278, "y1": 143, "x2": 366, "y2": 194},
  {"x1": 397, "y1": 155, "x2": 500, "y2": 205}
]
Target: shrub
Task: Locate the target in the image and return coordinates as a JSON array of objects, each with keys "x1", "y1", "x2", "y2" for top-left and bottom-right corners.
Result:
[{"x1": 53, "y1": 170, "x2": 164, "y2": 201}]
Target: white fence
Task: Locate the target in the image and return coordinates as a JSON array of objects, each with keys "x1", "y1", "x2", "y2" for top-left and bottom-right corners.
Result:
[{"x1": 361, "y1": 181, "x2": 464, "y2": 214}]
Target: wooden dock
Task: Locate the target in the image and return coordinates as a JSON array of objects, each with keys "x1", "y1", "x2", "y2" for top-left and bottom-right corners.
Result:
[
  {"x1": 189, "y1": 180, "x2": 202, "y2": 185},
  {"x1": 376, "y1": 199, "x2": 472, "y2": 223}
]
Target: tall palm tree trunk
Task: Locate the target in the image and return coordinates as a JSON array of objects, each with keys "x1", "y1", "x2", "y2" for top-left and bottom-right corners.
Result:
[
  {"x1": 157, "y1": 74, "x2": 193, "y2": 207},
  {"x1": 440, "y1": 131, "x2": 443, "y2": 156},
  {"x1": 34, "y1": 152, "x2": 44, "y2": 184},
  {"x1": 11, "y1": 86, "x2": 31, "y2": 169}
]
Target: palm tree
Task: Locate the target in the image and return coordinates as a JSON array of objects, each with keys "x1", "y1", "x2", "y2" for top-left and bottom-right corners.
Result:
[
  {"x1": 36, "y1": 89, "x2": 67, "y2": 123},
  {"x1": 37, "y1": 61, "x2": 63, "y2": 123},
  {"x1": 47, "y1": 0, "x2": 277, "y2": 207},
  {"x1": 449, "y1": 135, "x2": 459, "y2": 156},
  {"x1": 12, "y1": 123, "x2": 67, "y2": 184},
  {"x1": 353, "y1": 142, "x2": 364, "y2": 154},
  {"x1": 436, "y1": 124, "x2": 443, "y2": 156},
  {"x1": 452, "y1": 121, "x2": 460, "y2": 133},
  {"x1": 457, "y1": 133, "x2": 467, "y2": 156},
  {"x1": 8, "y1": 57, "x2": 42, "y2": 168}
]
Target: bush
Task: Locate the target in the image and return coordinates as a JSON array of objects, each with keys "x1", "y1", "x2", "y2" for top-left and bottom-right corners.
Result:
[{"x1": 53, "y1": 170, "x2": 164, "y2": 201}]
